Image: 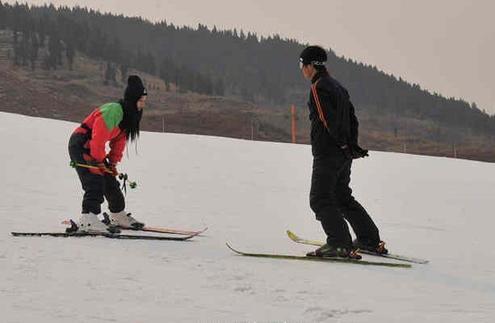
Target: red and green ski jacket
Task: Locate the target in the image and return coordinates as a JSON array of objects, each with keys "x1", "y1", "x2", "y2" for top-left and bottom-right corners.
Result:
[{"x1": 73, "y1": 102, "x2": 127, "y2": 164}]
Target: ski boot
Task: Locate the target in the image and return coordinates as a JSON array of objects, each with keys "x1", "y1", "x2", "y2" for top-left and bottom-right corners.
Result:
[
  {"x1": 307, "y1": 244, "x2": 362, "y2": 260},
  {"x1": 103, "y1": 211, "x2": 145, "y2": 230},
  {"x1": 353, "y1": 239, "x2": 388, "y2": 255},
  {"x1": 66, "y1": 213, "x2": 121, "y2": 234}
]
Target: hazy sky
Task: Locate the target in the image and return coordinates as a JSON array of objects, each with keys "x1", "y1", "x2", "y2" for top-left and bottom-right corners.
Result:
[{"x1": 6, "y1": 0, "x2": 495, "y2": 114}]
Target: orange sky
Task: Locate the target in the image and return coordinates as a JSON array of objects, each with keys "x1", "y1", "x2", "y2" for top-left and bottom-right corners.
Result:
[{"x1": 5, "y1": 0, "x2": 495, "y2": 114}]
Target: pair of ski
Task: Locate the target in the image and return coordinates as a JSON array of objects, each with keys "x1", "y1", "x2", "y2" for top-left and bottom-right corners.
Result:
[
  {"x1": 11, "y1": 221, "x2": 208, "y2": 241},
  {"x1": 227, "y1": 230, "x2": 428, "y2": 268}
]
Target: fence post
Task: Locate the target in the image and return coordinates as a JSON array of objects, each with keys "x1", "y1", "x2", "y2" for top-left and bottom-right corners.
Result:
[{"x1": 291, "y1": 105, "x2": 297, "y2": 143}]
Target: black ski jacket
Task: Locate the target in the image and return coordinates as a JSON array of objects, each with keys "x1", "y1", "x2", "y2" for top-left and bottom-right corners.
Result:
[{"x1": 307, "y1": 70, "x2": 367, "y2": 159}]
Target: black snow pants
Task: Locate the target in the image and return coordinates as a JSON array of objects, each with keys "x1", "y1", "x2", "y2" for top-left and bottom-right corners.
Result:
[
  {"x1": 68, "y1": 132, "x2": 125, "y2": 215},
  {"x1": 310, "y1": 155, "x2": 380, "y2": 248}
]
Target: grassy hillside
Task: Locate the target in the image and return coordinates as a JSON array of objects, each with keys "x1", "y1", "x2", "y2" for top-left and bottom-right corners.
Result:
[{"x1": 0, "y1": 29, "x2": 494, "y2": 161}]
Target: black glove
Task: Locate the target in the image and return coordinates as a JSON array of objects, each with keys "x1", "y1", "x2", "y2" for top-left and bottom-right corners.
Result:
[
  {"x1": 104, "y1": 159, "x2": 119, "y2": 176},
  {"x1": 341, "y1": 144, "x2": 369, "y2": 160}
]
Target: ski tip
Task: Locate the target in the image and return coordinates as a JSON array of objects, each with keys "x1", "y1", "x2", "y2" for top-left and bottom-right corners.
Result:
[
  {"x1": 176, "y1": 227, "x2": 208, "y2": 236},
  {"x1": 186, "y1": 228, "x2": 209, "y2": 238},
  {"x1": 185, "y1": 232, "x2": 199, "y2": 239},
  {"x1": 225, "y1": 242, "x2": 241, "y2": 255},
  {"x1": 286, "y1": 230, "x2": 299, "y2": 241}
]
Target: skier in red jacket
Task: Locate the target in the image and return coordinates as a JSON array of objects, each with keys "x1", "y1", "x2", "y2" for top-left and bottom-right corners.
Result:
[{"x1": 68, "y1": 75, "x2": 147, "y2": 233}]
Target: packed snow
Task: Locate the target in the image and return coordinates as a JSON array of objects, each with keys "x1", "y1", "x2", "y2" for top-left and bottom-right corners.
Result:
[{"x1": 1, "y1": 111, "x2": 494, "y2": 322}]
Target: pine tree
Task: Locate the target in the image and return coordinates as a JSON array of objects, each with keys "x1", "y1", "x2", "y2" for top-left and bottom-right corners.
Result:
[
  {"x1": 214, "y1": 78, "x2": 225, "y2": 96},
  {"x1": 29, "y1": 32, "x2": 39, "y2": 70},
  {"x1": 66, "y1": 41, "x2": 75, "y2": 70},
  {"x1": 120, "y1": 64, "x2": 129, "y2": 83},
  {"x1": 104, "y1": 61, "x2": 116, "y2": 85},
  {"x1": 0, "y1": 1, "x2": 5, "y2": 30},
  {"x1": 12, "y1": 29, "x2": 20, "y2": 65},
  {"x1": 47, "y1": 33, "x2": 63, "y2": 69}
]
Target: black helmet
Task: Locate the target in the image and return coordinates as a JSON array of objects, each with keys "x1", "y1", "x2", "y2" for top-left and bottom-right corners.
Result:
[{"x1": 299, "y1": 46, "x2": 327, "y2": 66}]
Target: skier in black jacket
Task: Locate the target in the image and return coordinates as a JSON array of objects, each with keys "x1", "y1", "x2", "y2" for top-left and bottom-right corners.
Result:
[{"x1": 299, "y1": 45, "x2": 387, "y2": 259}]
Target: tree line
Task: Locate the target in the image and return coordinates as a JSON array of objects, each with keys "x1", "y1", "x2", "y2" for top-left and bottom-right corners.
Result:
[{"x1": 0, "y1": 2, "x2": 223, "y2": 95}]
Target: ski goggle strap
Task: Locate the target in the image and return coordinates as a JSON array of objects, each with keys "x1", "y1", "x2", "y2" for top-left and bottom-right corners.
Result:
[{"x1": 299, "y1": 57, "x2": 326, "y2": 69}]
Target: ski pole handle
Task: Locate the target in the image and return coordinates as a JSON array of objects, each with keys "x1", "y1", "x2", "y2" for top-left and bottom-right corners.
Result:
[{"x1": 70, "y1": 161, "x2": 137, "y2": 189}]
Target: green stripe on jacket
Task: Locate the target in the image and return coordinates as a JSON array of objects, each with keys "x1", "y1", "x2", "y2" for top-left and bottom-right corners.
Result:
[{"x1": 99, "y1": 102, "x2": 123, "y2": 130}]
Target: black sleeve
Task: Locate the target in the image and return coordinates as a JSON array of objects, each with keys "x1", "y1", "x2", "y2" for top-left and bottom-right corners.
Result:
[{"x1": 349, "y1": 101, "x2": 359, "y2": 145}]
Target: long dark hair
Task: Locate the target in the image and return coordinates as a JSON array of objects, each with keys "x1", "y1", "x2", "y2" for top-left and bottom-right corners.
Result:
[{"x1": 119, "y1": 99, "x2": 142, "y2": 142}]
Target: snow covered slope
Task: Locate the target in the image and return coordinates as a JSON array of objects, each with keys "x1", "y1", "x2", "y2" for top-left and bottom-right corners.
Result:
[{"x1": 1, "y1": 112, "x2": 494, "y2": 322}]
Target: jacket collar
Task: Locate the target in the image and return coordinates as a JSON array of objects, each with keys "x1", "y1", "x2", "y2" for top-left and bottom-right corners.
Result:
[{"x1": 311, "y1": 69, "x2": 329, "y2": 84}]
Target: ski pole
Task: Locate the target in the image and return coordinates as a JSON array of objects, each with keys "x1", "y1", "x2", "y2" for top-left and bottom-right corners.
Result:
[
  {"x1": 70, "y1": 161, "x2": 112, "y2": 174},
  {"x1": 69, "y1": 161, "x2": 137, "y2": 189}
]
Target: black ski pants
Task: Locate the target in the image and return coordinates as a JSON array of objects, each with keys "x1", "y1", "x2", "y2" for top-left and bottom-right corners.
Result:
[
  {"x1": 68, "y1": 133, "x2": 125, "y2": 215},
  {"x1": 310, "y1": 155, "x2": 379, "y2": 248}
]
